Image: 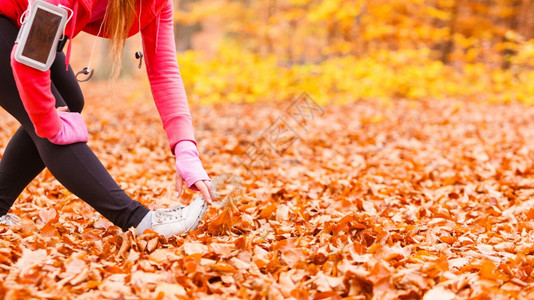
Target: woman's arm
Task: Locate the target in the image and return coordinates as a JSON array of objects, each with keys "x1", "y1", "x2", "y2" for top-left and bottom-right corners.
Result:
[
  {"x1": 140, "y1": 0, "x2": 196, "y2": 154},
  {"x1": 11, "y1": 44, "x2": 88, "y2": 145},
  {"x1": 10, "y1": 44, "x2": 63, "y2": 138},
  {"x1": 140, "y1": 1, "x2": 212, "y2": 202},
  {"x1": 10, "y1": 0, "x2": 88, "y2": 143}
]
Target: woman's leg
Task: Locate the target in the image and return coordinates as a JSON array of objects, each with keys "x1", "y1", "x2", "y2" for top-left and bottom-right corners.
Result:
[
  {"x1": 0, "y1": 52, "x2": 82, "y2": 215},
  {"x1": 0, "y1": 16, "x2": 149, "y2": 230},
  {"x1": 0, "y1": 127, "x2": 44, "y2": 214},
  {"x1": 0, "y1": 127, "x2": 45, "y2": 213}
]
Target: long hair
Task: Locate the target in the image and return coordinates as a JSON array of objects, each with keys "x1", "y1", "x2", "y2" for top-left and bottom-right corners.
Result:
[{"x1": 103, "y1": 0, "x2": 137, "y2": 77}]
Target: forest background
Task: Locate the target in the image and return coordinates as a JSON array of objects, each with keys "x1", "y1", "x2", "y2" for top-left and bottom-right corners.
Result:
[{"x1": 73, "y1": 0, "x2": 534, "y2": 105}]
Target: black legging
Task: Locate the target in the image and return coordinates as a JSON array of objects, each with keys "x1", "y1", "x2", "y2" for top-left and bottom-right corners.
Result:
[{"x1": 0, "y1": 17, "x2": 149, "y2": 231}]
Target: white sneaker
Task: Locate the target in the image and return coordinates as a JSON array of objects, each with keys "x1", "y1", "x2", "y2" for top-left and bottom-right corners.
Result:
[
  {"x1": 0, "y1": 213, "x2": 20, "y2": 226},
  {"x1": 152, "y1": 196, "x2": 208, "y2": 237}
]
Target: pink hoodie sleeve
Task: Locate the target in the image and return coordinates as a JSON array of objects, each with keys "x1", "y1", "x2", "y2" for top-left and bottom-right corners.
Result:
[
  {"x1": 9, "y1": 0, "x2": 81, "y2": 139},
  {"x1": 10, "y1": 44, "x2": 62, "y2": 138},
  {"x1": 141, "y1": 0, "x2": 196, "y2": 154}
]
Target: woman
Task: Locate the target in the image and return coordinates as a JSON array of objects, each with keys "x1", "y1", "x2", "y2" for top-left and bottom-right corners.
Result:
[{"x1": 0, "y1": 0, "x2": 214, "y2": 237}]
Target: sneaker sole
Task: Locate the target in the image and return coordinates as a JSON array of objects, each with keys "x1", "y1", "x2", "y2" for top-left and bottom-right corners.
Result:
[{"x1": 185, "y1": 197, "x2": 208, "y2": 233}]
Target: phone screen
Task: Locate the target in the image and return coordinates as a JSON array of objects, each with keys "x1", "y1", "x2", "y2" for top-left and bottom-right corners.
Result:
[{"x1": 21, "y1": 8, "x2": 62, "y2": 64}]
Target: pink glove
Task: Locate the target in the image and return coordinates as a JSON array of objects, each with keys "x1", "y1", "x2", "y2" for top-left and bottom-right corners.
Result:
[
  {"x1": 175, "y1": 141, "x2": 210, "y2": 191},
  {"x1": 47, "y1": 111, "x2": 89, "y2": 145}
]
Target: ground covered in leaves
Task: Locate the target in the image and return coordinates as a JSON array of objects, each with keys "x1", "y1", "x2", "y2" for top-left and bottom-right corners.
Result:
[{"x1": 1, "y1": 82, "x2": 534, "y2": 299}]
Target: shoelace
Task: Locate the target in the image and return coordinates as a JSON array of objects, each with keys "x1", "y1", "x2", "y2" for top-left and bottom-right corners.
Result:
[
  {"x1": 0, "y1": 214, "x2": 20, "y2": 226},
  {"x1": 153, "y1": 205, "x2": 185, "y2": 223}
]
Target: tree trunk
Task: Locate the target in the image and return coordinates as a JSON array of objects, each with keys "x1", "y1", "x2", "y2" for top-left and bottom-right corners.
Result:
[
  {"x1": 441, "y1": 0, "x2": 459, "y2": 64},
  {"x1": 501, "y1": 0, "x2": 521, "y2": 69}
]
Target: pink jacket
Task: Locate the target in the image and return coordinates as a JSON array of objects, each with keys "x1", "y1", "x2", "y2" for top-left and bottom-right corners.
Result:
[{"x1": 1, "y1": 0, "x2": 195, "y2": 153}]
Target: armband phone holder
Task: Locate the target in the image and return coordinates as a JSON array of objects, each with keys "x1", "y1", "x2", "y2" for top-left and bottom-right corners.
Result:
[{"x1": 14, "y1": 0, "x2": 68, "y2": 71}]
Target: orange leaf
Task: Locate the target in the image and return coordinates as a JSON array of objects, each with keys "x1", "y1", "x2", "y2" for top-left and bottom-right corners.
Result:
[{"x1": 39, "y1": 208, "x2": 58, "y2": 224}]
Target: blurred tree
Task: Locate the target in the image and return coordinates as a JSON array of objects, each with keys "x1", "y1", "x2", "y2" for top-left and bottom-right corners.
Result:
[
  {"x1": 172, "y1": 0, "x2": 534, "y2": 71},
  {"x1": 439, "y1": 0, "x2": 459, "y2": 64},
  {"x1": 174, "y1": 0, "x2": 202, "y2": 51}
]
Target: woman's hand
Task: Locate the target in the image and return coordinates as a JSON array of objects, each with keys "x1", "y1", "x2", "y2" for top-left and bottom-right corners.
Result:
[
  {"x1": 48, "y1": 106, "x2": 88, "y2": 145},
  {"x1": 176, "y1": 176, "x2": 213, "y2": 205},
  {"x1": 175, "y1": 141, "x2": 213, "y2": 205}
]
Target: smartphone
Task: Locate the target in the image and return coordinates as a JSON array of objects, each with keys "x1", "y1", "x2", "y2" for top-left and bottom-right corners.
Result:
[{"x1": 14, "y1": 0, "x2": 67, "y2": 71}]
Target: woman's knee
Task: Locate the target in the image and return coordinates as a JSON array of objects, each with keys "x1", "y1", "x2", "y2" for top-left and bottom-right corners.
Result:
[{"x1": 68, "y1": 95, "x2": 85, "y2": 113}]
